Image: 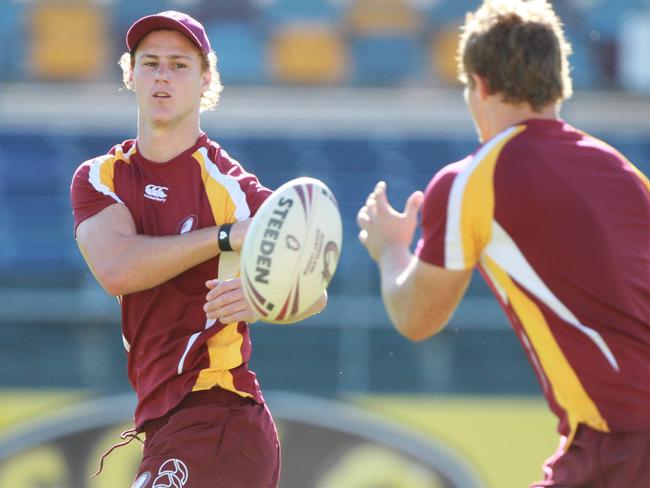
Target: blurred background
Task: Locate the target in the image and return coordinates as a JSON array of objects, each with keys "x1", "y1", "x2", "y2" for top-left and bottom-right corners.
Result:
[{"x1": 0, "y1": 0, "x2": 649, "y2": 487}]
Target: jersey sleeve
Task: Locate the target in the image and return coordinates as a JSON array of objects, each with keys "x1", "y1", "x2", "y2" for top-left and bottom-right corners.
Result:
[
  {"x1": 215, "y1": 148, "x2": 272, "y2": 219},
  {"x1": 415, "y1": 157, "x2": 489, "y2": 270},
  {"x1": 70, "y1": 156, "x2": 123, "y2": 236}
]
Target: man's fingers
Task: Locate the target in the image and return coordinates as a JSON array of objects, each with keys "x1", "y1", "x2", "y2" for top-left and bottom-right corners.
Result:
[
  {"x1": 374, "y1": 181, "x2": 388, "y2": 207},
  {"x1": 358, "y1": 229, "x2": 368, "y2": 246},
  {"x1": 357, "y1": 207, "x2": 370, "y2": 228},
  {"x1": 206, "y1": 300, "x2": 246, "y2": 320},
  {"x1": 404, "y1": 191, "x2": 424, "y2": 219},
  {"x1": 206, "y1": 278, "x2": 241, "y2": 300}
]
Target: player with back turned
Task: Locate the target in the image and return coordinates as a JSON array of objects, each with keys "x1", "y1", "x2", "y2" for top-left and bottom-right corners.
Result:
[
  {"x1": 70, "y1": 11, "x2": 326, "y2": 488},
  {"x1": 358, "y1": 0, "x2": 650, "y2": 486}
]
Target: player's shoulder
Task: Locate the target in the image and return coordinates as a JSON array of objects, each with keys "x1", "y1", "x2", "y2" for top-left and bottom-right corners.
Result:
[
  {"x1": 435, "y1": 155, "x2": 474, "y2": 181},
  {"x1": 71, "y1": 139, "x2": 136, "y2": 182},
  {"x1": 200, "y1": 136, "x2": 245, "y2": 171},
  {"x1": 76, "y1": 139, "x2": 136, "y2": 170},
  {"x1": 425, "y1": 156, "x2": 474, "y2": 196}
]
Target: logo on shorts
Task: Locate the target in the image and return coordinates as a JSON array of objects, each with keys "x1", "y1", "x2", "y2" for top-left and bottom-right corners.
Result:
[
  {"x1": 132, "y1": 471, "x2": 151, "y2": 488},
  {"x1": 144, "y1": 184, "x2": 169, "y2": 202},
  {"x1": 152, "y1": 458, "x2": 189, "y2": 488}
]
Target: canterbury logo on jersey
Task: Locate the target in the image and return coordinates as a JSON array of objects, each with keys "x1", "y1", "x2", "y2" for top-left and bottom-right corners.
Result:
[{"x1": 144, "y1": 184, "x2": 169, "y2": 202}]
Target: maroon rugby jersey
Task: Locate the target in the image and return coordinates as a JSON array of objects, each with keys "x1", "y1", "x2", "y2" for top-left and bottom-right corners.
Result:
[
  {"x1": 416, "y1": 119, "x2": 650, "y2": 440},
  {"x1": 70, "y1": 133, "x2": 271, "y2": 429}
]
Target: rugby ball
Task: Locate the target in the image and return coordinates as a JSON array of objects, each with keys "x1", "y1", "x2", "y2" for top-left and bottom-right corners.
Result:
[{"x1": 241, "y1": 177, "x2": 342, "y2": 323}]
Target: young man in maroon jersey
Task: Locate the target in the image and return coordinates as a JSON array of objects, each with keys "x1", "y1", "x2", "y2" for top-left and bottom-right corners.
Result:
[
  {"x1": 70, "y1": 11, "x2": 326, "y2": 488},
  {"x1": 358, "y1": 0, "x2": 650, "y2": 486}
]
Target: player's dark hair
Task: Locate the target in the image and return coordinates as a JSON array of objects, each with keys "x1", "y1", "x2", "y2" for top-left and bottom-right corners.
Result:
[{"x1": 458, "y1": 0, "x2": 573, "y2": 111}]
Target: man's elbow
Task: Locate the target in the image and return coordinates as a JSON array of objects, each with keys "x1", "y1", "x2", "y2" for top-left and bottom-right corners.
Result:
[
  {"x1": 93, "y1": 267, "x2": 130, "y2": 296},
  {"x1": 392, "y1": 312, "x2": 446, "y2": 343}
]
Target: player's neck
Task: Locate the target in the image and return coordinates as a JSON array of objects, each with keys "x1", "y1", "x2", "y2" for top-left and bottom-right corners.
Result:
[
  {"x1": 481, "y1": 100, "x2": 558, "y2": 142},
  {"x1": 136, "y1": 119, "x2": 202, "y2": 163}
]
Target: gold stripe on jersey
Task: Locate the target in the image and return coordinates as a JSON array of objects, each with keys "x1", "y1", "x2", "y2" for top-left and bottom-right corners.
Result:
[
  {"x1": 192, "y1": 323, "x2": 252, "y2": 398},
  {"x1": 88, "y1": 155, "x2": 121, "y2": 202},
  {"x1": 192, "y1": 147, "x2": 252, "y2": 225},
  {"x1": 87, "y1": 146, "x2": 135, "y2": 203},
  {"x1": 190, "y1": 147, "x2": 253, "y2": 398},
  {"x1": 445, "y1": 125, "x2": 525, "y2": 269},
  {"x1": 626, "y1": 162, "x2": 650, "y2": 195},
  {"x1": 482, "y1": 253, "x2": 609, "y2": 439}
]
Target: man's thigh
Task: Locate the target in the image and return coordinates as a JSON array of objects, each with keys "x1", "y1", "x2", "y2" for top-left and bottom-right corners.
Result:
[{"x1": 133, "y1": 401, "x2": 280, "y2": 488}]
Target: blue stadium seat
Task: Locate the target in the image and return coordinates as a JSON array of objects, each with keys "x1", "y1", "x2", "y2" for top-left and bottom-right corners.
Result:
[
  {"x1": 564, "y1": 29, "x2": 598, "y2": 90},
  {"x1": 193, "y1": 0, "x2": 259, "y2": 22},
  {"x1": 350, "y1": 34, "x2": 424, "y2": 85},
  {"x1": 424, "y1": 0, "x2": 481, "y2": 27},
  {"x1": 0, "y1": 0, "x2": 27, "y2": 80},
  {"x1": 0, "y1": 137, "x2": 63, "y2": 197},
  {"x1": 110, "y1": 0, "x2": 175, "y2": 56},
  {"x1": 0, "y1": 192, "x2": 82, "y2": 286},
  {"x1": 206, "y1": 21, "x2": 267, "y2": 84},
  {"x1": 261, "y1": 0, "x2": 342, "y2": 23}
]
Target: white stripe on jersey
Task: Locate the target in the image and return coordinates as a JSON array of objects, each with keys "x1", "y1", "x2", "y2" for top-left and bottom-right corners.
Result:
[
  {"x1": 484, "y1": 220, "x2": 619, "y2": 371},
  {"x1": 87, "y1": 154, "x2": 123, "y2": 204},
  {"x1": 196, "y1": 147, "x2": 251, "y2": 220},
  {"x1": 177, "y1": 318, "x2": 217, "y2": 375},
  {"x1": 445, "y1": 126, "x2": 518, "y2": 269}
]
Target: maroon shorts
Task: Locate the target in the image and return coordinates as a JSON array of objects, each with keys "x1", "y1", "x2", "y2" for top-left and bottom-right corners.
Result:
[
  {"x1": 131, "y1": 387, "x2": 280, "y2": 488},
  {"x1": 531, "y1": 424, "x2": 650, "y2": 487}
]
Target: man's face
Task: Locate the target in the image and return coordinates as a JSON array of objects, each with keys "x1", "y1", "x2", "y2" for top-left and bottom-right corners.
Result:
[{"x1": 131, "y1": 29, "x2": 209, "y2": 127}]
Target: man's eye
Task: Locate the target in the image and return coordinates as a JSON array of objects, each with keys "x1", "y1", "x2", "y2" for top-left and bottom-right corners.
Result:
[{"x1": 174, "y1": 63, "x2": 187, "y2": 69}]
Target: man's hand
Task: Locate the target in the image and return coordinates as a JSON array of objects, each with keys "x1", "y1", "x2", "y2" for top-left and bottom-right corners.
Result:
[
  {"x1": 204, "y1": 278, "x2": 260, "y2": 324},
  {"x1": 357, "y1": 181, "x2": 424, "y2": 261}
]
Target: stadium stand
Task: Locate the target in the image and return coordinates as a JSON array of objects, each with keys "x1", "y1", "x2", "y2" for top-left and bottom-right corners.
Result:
[
  {"x1": 346, "y1": 0, "x2": 425, "y2": 85},
  {"x1": 0, "y1": 0, "x2": 648, "y2": 90},
  {"x1": 269, "y1": 23, "x2": 348, "y2": 84},
  {"x1": 0, "y1": 0, "x2": 27, "y2": 81},
  {"x1": 29, "y1": 3, "x2": 109, "y2": 81},
  {"x1": 206, "y1": 21, "x2": 268, "y2": 84}
]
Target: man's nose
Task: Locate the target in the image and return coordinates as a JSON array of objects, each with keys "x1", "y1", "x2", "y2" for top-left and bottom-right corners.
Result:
[{"x1": 156, "y1": 63, "x2": 170, "y2": 82}]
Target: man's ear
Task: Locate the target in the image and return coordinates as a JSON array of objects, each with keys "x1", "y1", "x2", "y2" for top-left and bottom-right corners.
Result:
[
  {"x1": 201, "y1": 71, "x2": 211, "y2": 93},
  {"x1": 127, "y1": 67, "x2": 135, "y2": 90},
  {"x1": 471, "y1": 73, "x2": 491, "y2": 100}
]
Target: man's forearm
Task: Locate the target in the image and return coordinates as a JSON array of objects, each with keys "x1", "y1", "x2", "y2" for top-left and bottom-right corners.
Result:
[
  {"x1": 85, "y1": 222, "x2": 247, "y2": 296},
  {"x1": 378, "y1": 245, "x2": 415, "y2": 333}
]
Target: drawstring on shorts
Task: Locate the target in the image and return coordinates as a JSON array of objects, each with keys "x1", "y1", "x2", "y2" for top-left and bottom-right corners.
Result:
[{"x1": 91, "y1": 428, "x2": 144, "y2": 478}]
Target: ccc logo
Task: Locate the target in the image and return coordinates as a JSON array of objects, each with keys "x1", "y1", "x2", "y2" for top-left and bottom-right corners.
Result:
[{"x1": 144, "y1": 184, "x2": 169, "y2": 202}]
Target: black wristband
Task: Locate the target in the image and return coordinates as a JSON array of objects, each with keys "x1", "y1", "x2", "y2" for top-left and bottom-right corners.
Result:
[{"x1": 217, "y1": 224, "x2": 233, "y2": 252}]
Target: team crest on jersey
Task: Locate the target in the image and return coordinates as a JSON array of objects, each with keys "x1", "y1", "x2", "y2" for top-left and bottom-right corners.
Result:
[
  {"x1": 152, "y1": 458, "x2": 189, "y2": 488},
  {"x1": 178, "y1": 215, "x2": 197, "y2": 235},
  {"x1": 144, "y1": 184, "x2": 169, "y2": 202}
]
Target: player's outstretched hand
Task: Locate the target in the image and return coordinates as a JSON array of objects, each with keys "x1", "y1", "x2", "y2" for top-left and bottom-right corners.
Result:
[
  {"x1": 357, "y1": 181, "x2": 424, "y2": 262},
  {"x1": 204, "y1": 278, "x2": 260, "y2": 324}
]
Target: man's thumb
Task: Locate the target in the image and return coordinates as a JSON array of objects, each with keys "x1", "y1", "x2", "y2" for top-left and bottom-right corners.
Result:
[{"x1": 405, "y1": 191, "x2": 424, "y2": 219}]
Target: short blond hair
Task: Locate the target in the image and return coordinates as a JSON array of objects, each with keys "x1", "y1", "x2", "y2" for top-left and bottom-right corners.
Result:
[
  {"x1": 119, "y1": 48, "x2": 223, "y2": 112},
  {"x1": 458, "y1": 0, "x2": 573, "y2": 111}
]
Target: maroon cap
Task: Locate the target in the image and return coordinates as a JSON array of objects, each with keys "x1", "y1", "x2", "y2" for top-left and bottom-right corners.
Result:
[{"x1": 126, "y1": 11, "x2": 211, "y2": 53}]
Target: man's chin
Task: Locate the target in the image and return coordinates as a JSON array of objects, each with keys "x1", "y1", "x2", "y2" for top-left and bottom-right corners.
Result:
[{"x1": 146, "y1": 113, "x2": 178, "y2": 128}]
